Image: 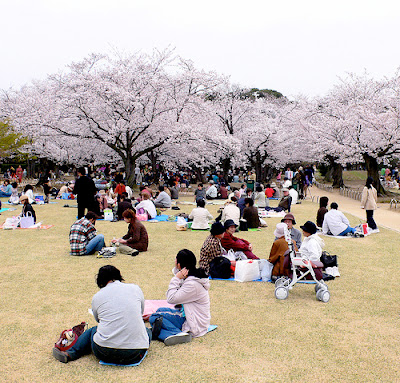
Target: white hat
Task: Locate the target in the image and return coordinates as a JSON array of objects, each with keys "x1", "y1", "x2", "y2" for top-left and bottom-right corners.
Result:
[{"x1": 274, "y1": 222, "x2": 287, "y2": 238}]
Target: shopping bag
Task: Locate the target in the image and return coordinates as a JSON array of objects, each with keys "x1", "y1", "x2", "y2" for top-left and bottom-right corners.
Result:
[
  {"x1": 20, "y1": 212, "x2": 35, "y2": 228},
  {"x1": 234, "y1": 260, "x2": 261, "y2": 282},
  {"x1": 103, "y1": 209, "x2": 113, "y2": 221},
  {"x1": 259, "y1": 259, "x2": 273, "y2": 281},
  {"x1": 3, "y1": 216, "x2": 20, "y2": 230}
]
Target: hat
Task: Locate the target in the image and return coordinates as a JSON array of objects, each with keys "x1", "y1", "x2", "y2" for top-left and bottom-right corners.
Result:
[
  {"x1": 99, "y1": 190, "x2": 106, "y2": 195},
  {"x1": 210, "y1": 222, "x2": 225, "y2": 236},
  {"x1": 281, "y1": 213, "x2": 296, "y2": 225},
  {"x1": 270, "y1": 182, "x2": 277, "y2": 187},
  {"x1": 209, "y1": 180, "x2": 214, "y2": 184},
  {"x1": 282, "y1": 188, "x2": 289, "y2": 193},
  {"x1": 224, "y1": 219, "x2": 238, "y2": 230},
  {"x1": 274, "y1": 222, "x2": 287, "y2": 238},
  {"x1": 19, "y1": 195, "x2": 28, "y2": 202},
  {"x1": 300, "y1": 221, "x2": 317, "y2": 235}
]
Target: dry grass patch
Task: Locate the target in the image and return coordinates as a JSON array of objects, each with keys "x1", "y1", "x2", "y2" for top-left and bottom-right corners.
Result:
[{"x1": 0, "y1": 196, "x2": 399, "y2": 382}]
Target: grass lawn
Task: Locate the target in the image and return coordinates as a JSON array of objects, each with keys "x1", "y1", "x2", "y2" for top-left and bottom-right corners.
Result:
[{"x1": 0, "y1": 195, "x2": 399, "y2": 382}]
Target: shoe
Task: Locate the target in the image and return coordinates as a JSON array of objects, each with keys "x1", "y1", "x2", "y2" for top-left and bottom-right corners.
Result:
[
  {"x1": 151, "y1": 317, "x2": 163, "y2": 340},
  {"x1": 131, "y1": 249, "x2": 139, "y2": 257},
  {"x1": 164, "y1": 332, "x2": 192, "y2": 346},
  {"x1": 52, "y1": 348, "x2": 69, "y2": 363},
  {"x1": 354, "y1": 232, "x2": 364, "y2": 238}
]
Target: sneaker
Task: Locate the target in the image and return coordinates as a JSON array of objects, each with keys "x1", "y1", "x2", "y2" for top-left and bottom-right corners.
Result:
[
  {"x1": 354, "y1": 232, "x2": 364, "y2": 238},
  {"x1": 131, "y1": 249, "x2": 139, "y2": 257},
  {"x1": 151, "y1": 317, "x2": 163, "y2": 340},
  {"x1": 52, "y1": 348, "x2": 69, "y2": 363},
  {"x1": 164, "y1": 332, "x2": 192, "y2": 346}
]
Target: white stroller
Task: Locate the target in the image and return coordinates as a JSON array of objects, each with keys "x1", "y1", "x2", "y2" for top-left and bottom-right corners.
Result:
[{"x1": 274, "y1": 227, "x2": 330, "y2": 302}]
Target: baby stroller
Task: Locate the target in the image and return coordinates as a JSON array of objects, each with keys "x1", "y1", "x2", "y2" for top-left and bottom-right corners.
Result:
[{"x1": 274, "y1": 227, "x2": 330, "y2": 303}]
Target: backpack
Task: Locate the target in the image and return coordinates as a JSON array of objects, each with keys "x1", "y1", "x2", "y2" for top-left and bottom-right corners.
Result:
[
  {"x1": 209, "y1": 256, "x2": 232, "y2": 279},
  {"x1": 54, "y1": 322, "x2": 87, "y2": 351}
]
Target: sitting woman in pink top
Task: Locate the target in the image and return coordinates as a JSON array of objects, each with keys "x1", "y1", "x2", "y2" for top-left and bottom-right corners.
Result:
[{"x1": 149, "y1": 249, "x2": 211, "y2": 346}]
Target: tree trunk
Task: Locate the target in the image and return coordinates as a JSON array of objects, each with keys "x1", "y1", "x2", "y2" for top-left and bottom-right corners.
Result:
[
  {"x1": 221, "y1": 158, "x2": 231, "y2": 181},
  {"x1": 363, "y1": 153, "x2": 387, "y2": 195},
  {"x1": 326, "y1": 156, "x2": 344, "y2": 188},
  {"x1": 124, "y1": 155, "x2": 135, "y2": 187}
]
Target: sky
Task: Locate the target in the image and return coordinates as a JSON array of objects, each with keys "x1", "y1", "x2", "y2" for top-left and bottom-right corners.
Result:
[{"x1": 1, "y1": 0, "x2": 400, "y2": 98}]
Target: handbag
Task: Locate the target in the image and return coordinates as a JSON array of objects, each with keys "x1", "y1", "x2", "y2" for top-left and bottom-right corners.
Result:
[
  {"x1": 320, "y1": 251, "x2": 338, "y2": 268},
  {"x1": 103, "y1": 209, "x2": 113, "y2": 221},
  {"x1": 54, "y1": 322, "x2": 87, "y2": 351},
  {"x1": 20, "y1": 212, "x2": 35, "y2": 228}
]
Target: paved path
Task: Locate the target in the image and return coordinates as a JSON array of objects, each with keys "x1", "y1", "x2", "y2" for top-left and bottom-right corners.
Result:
[{"x1": 306, "y1": 186, "x2": 400, "y2": 232}]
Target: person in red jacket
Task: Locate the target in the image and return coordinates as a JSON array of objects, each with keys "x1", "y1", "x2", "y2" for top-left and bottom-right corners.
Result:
[
  {"x1": 114, "y1": 180, "x2": 126, "y2": 201},
  {"x1": 220, "y1": 220, "x2": 259, "y2": 260}
]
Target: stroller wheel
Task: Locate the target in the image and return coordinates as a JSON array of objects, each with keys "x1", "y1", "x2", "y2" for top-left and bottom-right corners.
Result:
[
  {"x1": 275, "y1": 286, "x2": 289, "y2": 300},
  {"x1": 316, "y1": 289, "x2": 330, "y2": 302},
  {"x1": 315, "y1": 281, "x2": 327, "y2": 293},
  {"x1": 275, "y1": 277, "x2": 287, "y2": 287}
]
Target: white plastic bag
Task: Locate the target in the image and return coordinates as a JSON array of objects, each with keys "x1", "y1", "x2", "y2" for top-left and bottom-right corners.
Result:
[
  {"x1": 259, "y1": 259, "x2": 274, "y2": 282},
  {"x1": 3, "y1": 216, "x2": 20, "y2": 230},
  {"x1": 234, "y1": 260, "x2": 261, "y2": 282},
  {"x1": 20, "y1": 211, "x2": 35, "y2": 228},
  {"x1": 103, "y1": 209, "x2": 113, "y2": 221}
]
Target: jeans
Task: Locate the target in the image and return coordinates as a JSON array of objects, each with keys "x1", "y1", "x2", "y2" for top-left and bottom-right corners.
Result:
[
  {"x1": 85, "y1": 234, "x2": 105, "y2": 254},
  {"x1": 366, "y1": 210, "x2": 377, "y2": 230},
  {"x1": 0, "y1": 192, "x2": 11, "y2": 198},
  {"x1": 338, "y1": 226, "x2": 356, "y2": 236},
  {"x1": 149, "y1": 308, "x2": 186, "y2": 341},
  {"x1": 67, "y1": 326, "x2": 151, "y2": 365}
]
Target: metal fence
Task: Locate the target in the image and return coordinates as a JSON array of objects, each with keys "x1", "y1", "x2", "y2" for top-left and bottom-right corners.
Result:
[{"x1": 313, "y1": 181, "x2": 363, "y2": 202}]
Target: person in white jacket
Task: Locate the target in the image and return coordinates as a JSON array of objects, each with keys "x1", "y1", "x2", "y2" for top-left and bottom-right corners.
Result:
[
  {"x1": 360, "y1": 177, "x2": 378, "y2": 230},
  {"x1": 220, "y1": 197, "x2": 241, "y2": 226},
  {"x1": 189, "y1": 199, "x2": 213, "y2": 230},
  {"x1": 299, "y1": 221, "x2": 324, "y2": 262},
  {"x1": 149, "y1": 249, "x2": 211, "y2": 346},
  {"x1": 322, "y1": 202, "x2": 362, "y2": 237}
]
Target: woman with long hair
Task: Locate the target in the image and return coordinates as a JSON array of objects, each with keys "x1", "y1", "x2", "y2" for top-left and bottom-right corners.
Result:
[
  {"x1": 149, "y1": 249, "x2": 211, "y2": 346},
  {"x1": 360, "y1": 177, "x2": 378, "y2": 230}
]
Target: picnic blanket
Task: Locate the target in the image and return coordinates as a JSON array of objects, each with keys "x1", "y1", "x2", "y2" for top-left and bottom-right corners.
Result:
[
  {"x1": 148, "y1": 214, "x2": 170, "y2": 222},
  {"x1": 0, "y1": 208, "x2": 11, "y2": 213},
  {"x1": 1, "y1": 222, "x2": 54, "y2": 230},
  {"x1": 259, "y1": 210, "x2": 286, "y2": 218},
  {"x1": 320, "y1": 229, "x2": 379, "y2": 238}
]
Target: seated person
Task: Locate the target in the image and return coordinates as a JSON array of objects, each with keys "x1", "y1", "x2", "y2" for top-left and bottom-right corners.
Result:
[
  {"x1": 279, "y1": 213, "x2": 302, "y2": 248},
  {"x1": 149, "y1": 249, "x2": 210, "y2": 346},
  {"x1": 69, "y1": 211, "x2": 105, "y2": 255},
  {"x1": 269, "y1": 223, "x2": 298, "y2": 278},
  {"x1": 57, "y1": 183, "x2": 73, "y2": 198},
  {"x1": 271, "y1": 182, "x2": 280, "y2": 198},
  {"x1": 96, "y1": 190, "x2": 108, "y2": 212},
  {"x1": 9, "y1": 182, "x2": 19, "y2": 204},
  {"x1": 169, "y1": 185, "x2": 179, "y2": 200},
  {"x1": 322, "y1": 202, "x2": 362, "y2": 237},
  {"x1": 221, "y1": 220, "x2": 259, "y2": 259},
  {"x1": 277, "y1": 188, "x2": 292, "y2": 212},
  {"x1": 218, "y1": 183, "x2": 228, "y2": 199},
  {"x1": 194, "y1": 183, "x2": 206, "y2": 203},
  {"x1": 316, "y1": 196, "x2": 329, "y2": 228},
  {"x1": 154, "y1": 186, "x2": 172, "y2": 208},
  {"x1": 288, "y1": 186, "x2": 298, "y2": 205},
  {"x1": 22, "y1": 184, "x2": 35, "y2": 204},
  {"x1": 282, "y1": 177, "x2": 292, "y2": 188},
  {"x1": 199, "y1": 222, "x2": 225, "y2": 275},
  {"x1": 205, "y1": 181, "x2": 218, "y2": 200},
  {"x1": 242, "y1": 198, "x2": 260, "y2": 228},
  {"x1": 189, "y1": 199, "x2": 213, "y2": 230},
  {"x1": 112, "y1": 209, "x2": 148, "y2": 255},
  {"x1": 52, "y1": 265, "x2": 151, "y2": 364},
  {"x1": 254, "y1": 185, "x2": 268, "y2": 208},
  {"x1": 0, "y1": 179, "x2": 13, "y2": 197},
  {"x1": 220, "y1": 197, "x2": 240, "y2": 226},
  {"x1": 19, "y1": 195, "x2": 36, "y2": 223},
  {"x1": 135, "y1": 193, "x2": 157, "y2": 219},
  {"x1": 116, "y1": 192, "x2": 132, "y2": 220}
]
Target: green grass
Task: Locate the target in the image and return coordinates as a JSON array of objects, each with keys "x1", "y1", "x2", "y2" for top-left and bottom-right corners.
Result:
[{"x1": 0, "y1": 196, "x2": 399, "y2": 382}]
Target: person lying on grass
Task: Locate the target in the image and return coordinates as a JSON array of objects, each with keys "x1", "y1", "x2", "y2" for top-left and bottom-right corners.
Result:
[
  {"x1": 149, "y1": 249, "x2": 211, "y2": 346},
  {"x1": 52, "y1": 265, "x2": 151, "y2": 364},
  {"x1": 111, "y1": 208, "x2": 148, "y2": 256}
]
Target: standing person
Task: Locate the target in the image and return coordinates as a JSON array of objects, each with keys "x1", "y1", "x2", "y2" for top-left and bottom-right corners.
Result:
[
  {"x1": 73, "y1": 167, "x2": 97, "y2": 219},
  {"x1": 149, "y1": 249, "x2": 210, "y2": 346},
  {"x1": 360, "y1": 177, "x2": 378, "y2": 230},
  {"x1": 134, "y1": 164, "x2": 141, "y2": 183},
  {"x1": 112, "y1": 209, "x2": 148, "y2": 255},
  {"x1": 43, "y1": 179, "x2": 51, "y2": 203},
  {"x1": 52, "y1": 265, "x2": 151, "y2": 364},
  {"x1": 16, "y1": 165, "x2": 23, "y2": 183},
  {"x1": 69, "y1": 211, "x2": 105, "y2": 255}
]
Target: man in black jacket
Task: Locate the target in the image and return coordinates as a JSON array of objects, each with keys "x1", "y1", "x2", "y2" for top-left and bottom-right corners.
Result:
[{"x1": 73, "y1": 167, "x2": 97, "y2": 219}]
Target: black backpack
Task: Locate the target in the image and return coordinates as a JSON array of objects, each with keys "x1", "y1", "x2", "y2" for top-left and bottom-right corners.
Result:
[{"x1": 209, "y1": 256, "x2": 232, "y2": 279}]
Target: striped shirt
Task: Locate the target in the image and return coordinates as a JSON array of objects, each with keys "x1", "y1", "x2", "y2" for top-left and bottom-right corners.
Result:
[
  {"x1": 199, "y1": 235, "x2": 222, "y2": 275},
  {"x1": 69, "y1": 218, "x2": 97, "y2": 256}
]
